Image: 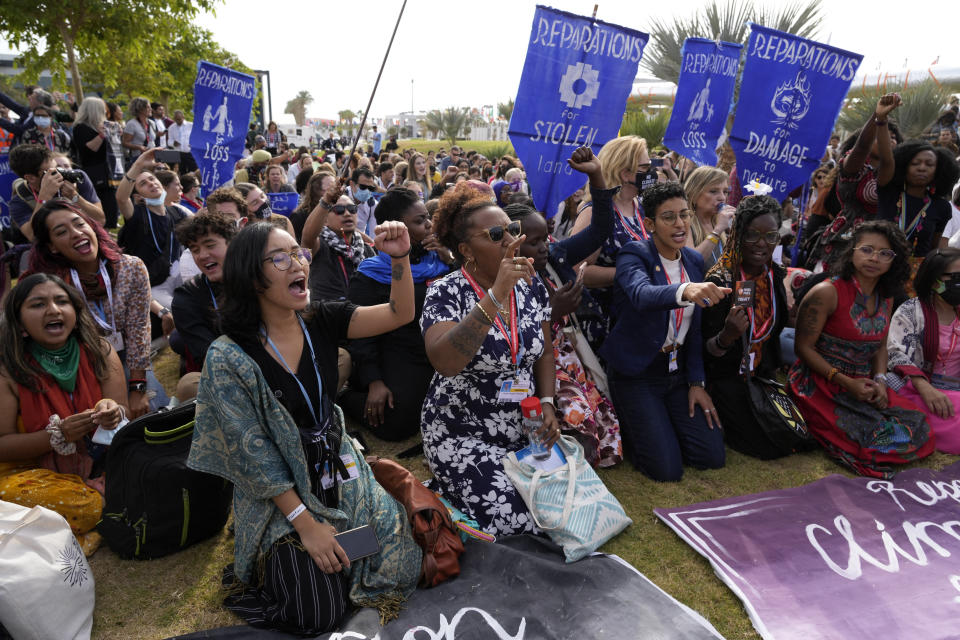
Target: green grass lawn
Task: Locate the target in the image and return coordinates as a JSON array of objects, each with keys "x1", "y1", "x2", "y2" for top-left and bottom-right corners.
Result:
[
  {"x1": 91, "y1": 350, "x2": 958, "y2": 639},
  {"x1": 393, "y1": 138, "x2": 515, "y2": 158}
]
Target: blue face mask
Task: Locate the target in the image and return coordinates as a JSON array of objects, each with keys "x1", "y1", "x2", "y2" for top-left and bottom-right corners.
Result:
[
  {"x1": 354, "y1": 188, "x2": 373, "y2": 203},
  {"x1": 144, "y1": 195, "x2": 165, "y2": 207},
  {"x1": 34, "y1": 116, "x2": 52, "y2": 128}
]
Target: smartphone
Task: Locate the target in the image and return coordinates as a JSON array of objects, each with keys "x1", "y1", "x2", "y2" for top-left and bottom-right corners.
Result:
[
  {"x1": 576, "y1": 262, "x2": 587, "y2": 285},
  {"x1": 154, "y1": 149, "x2": 181, "y2": 164},
  {"x1": 735, "y1": 280, "x2": 756, "y2": 308},
  {"x1": 651, "y1": 158, "x2": 664, "y2": 168},
  {"x1": 335, "y1": 525, "x2": 380, "y2": 562}
]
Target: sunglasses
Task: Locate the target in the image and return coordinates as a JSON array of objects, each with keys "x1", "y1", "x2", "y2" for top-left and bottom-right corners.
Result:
[
  {"x1": 263, "y1": 248, "x2": 312, "y2": 271},
  {"x1": 743, "y1": 229, "x2": 782, "y2": 246},
  {"x1": 854, "y1": 245, "x2": 896, "y2": 262},
  {"x1": 332, "y1": 204, "x2": 358, "y2": 215},
  {"x1": 473, "y1": 220, "x2": 521, "y2": 242}
]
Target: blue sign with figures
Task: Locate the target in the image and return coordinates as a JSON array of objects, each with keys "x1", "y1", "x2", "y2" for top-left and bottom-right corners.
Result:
[
  {"x1": 268, "y1": 192, "x2": 300, "y2": 216},
  {"x1": 663, "y1": 38, "x2": 742, "y2": 167},
  {"x1": 189, "y1": 61, "x2": 256, "y2": 195},
  {"x1": 0, "y1": 154, "x2": 14, "y2": 229},
  {"x1": 509, "y1": 6, "x2": 648, "y2": 218},
  {"x1": 730, "y1": 25, "x2": 862, "y2": 201}
]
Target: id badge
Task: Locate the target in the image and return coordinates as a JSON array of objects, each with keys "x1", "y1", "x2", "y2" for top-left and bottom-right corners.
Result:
[
  {"x1": 668, "y1": 349, "x2": 679, "y2": 373},
  {"x1": 108, "y1": 330, "x2": 124, "y2": 353},
  {"x1": 319, "y1": 454, "x2": 361, "y2": 490},
  {"x1": 497, "y1": 378, "x2": 532, "y2": 402}
]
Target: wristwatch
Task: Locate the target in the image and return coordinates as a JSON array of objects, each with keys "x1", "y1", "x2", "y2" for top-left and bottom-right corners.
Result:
[
  {"x1": 157, "y1": 307, "x2": 171, "y2": 318},
  {"x1": 128, "y1": 381, "x2": 147, "y2": 393},
  {"x1": 689, "y1": 380, "x2": 706, "y2": 388}
]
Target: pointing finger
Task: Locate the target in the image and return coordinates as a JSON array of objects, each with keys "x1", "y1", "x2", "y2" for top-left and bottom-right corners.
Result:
[{"x1": 505, "y1": 234, "x2": 525, "y2": 259}]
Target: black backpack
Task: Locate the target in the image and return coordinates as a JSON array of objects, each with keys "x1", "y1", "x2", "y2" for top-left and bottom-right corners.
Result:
[{"x1": 98, "y1": 401, "x2": 233, "y2": 559}]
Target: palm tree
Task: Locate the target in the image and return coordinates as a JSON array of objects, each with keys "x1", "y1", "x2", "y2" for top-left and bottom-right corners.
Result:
[
  {"x1": 620, "y1": 108, "x2": 672, "y2": 148},
  {"x1": 284, "y1": 90, "x2": 313, "y2": 126},
  {"x1": 838, "y1": 80, "x2": 951, "y2": 139},
  {"x1": 642, "y1": 0, "x2": 824, "y2": 84},
  {"x1": 338, "y1": 109, "x2": 356, "y2": 125},
  {"x1": 498, "y1": 99, "x2": 514, "y2": 121},
  {"x1": 438, "y1": 107, "x2": 470, "y2": 146},
  {"x1": 423, "y1": 110, "x2": 444, "y2": 140}
]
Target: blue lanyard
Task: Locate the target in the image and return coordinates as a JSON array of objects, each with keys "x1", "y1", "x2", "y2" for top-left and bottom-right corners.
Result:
[
  {"x1": 261, "y1": 316, "x2": 324, "y2": 424},
  {"x1": 145, "y1": 207, "x2": 176, "y2": 263},
  {"x1": 204, "y1": 277, "x2": 219, "y2": 311}
]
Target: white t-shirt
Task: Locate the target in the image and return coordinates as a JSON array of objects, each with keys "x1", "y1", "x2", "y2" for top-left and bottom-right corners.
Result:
[
  {"x1": 946, "y1": 203, "x2": 960, "y2": 248},
  {"x1": 660, "y1": 255, "x2": 695, "y2": 348}
]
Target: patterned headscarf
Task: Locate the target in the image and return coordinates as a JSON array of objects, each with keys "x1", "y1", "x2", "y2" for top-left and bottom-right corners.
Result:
[{"x1": 706, "y1": 195, "x2": 782, "y2": 285}]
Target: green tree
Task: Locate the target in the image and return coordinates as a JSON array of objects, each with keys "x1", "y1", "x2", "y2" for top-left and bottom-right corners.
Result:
[
  {"x1": 838, "y1": 80, "x2": 951, "y2": 139},
  {"x1": 338, "y1": 110, "x2": 356, "y2": 124},
  {"x1": 620, "y1": 108, "x2": 672, "y2": 148},
  {"x1": 0, "y1": 0, "x2": 217, "y2": 101},
  {"x1": 424, "y1": 107, "x2": 471, "y2": 146},
  {"x1": 498, "y1": 98, "x2": 514, "y2": 121},
  {"x1": 284, "y1": 90, "x2": 313, "y2": 126},
  {"x1": 642, "y1": 0, "x2": 824, "y2": 84}
]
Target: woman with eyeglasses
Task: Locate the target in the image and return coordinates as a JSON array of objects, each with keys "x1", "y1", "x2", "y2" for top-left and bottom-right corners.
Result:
[
  {"x1": 702, "y1": 195, "x2": 807, "y2": 459},
  {"x1": 419, "y1": 182, "x2": 560, "y2": 536},
  {"x1": 788, "y1": 220, "x2": 933, "y2": 478},
  {"x1": 187, "y1": 220, "x2": 421, "y2": 635},
  {"x1": 600, "y1": 182, "x2": 729, "y2": 481},
  {"x1": 884, "y1": 247, "x2": 960, "y2": 454},
  {"x1": 300, "y1": 185, "x2": 377, "y2": 303}
]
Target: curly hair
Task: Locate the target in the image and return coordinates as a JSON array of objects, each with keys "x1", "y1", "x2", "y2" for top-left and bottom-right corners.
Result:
[
  {"x1": 886, "y1": 139, "x2": 960, "y2": 199},
  {"x1": 205, "y1": 186, "x2": 248, "y2": 218},
  {"x1": 640, "y1": 182, "x2": 686, "y2": 217},
  {"x1": 706, "y1": 195, "x2": 781, "y2": 280},
  {"x1": 175, "y1": 212, "x2": 237, "y2": 247},
  {"x1": 434, "y1": 182, "x2": 500, "y2": 261},
  {"x1": 832, "y1": 220, "x2": 911, "y2": 298},
  {"x1": 0, "y1": 273, "x2": 111, "y2": 391}
]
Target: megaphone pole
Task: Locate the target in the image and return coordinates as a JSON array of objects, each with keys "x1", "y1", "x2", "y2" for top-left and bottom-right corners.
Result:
[{"x1": 340, "y1": 0, "x2": 409, "y2": 179}]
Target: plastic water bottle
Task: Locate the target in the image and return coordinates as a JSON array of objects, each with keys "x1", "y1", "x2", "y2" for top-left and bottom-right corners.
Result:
[{"x1": 520, "y1": 397, "x2": 551, "y2": 460}]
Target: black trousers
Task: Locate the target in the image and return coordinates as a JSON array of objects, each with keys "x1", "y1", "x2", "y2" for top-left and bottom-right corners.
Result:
[
  {"x1": 709, "y1": 376, "x2": 789, "y2": 460},
  {"x1": 223, "y1": 535, "x2": 349, "y2": 636},
  {"x1": 95, "y1": 183, "x2": 119, "y2": 229},
  {"x1": 340, "y1": 358, "x2": 434, "y2": 442}
]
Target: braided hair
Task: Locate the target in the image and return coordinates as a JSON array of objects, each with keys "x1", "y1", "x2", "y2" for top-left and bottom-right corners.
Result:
[{"x1": 706, "y1": 195, "x2": 781, "y2": 281}]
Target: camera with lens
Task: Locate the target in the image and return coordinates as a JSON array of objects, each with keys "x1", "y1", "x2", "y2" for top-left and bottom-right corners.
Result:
[{"x1": 55, "y1": 168, "x2": 84, "y2": 184}]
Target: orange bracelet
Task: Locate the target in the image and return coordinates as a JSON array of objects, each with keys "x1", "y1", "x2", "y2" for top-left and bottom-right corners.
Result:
[{"x1": 826, "y1": 368, "x2": 839, "y2": 383}]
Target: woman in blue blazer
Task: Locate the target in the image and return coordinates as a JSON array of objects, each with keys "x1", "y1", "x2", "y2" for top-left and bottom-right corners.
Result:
[{"x1": 601, "y1": 182, "x2": 729, "y2": 481}]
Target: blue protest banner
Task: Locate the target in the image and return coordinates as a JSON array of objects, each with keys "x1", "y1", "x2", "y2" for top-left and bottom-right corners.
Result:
[
  {"x1": 509, "y1": 6, "x2": 648, "y2": 218},
  {"x1": 0, "y1": 154, "x2": 14, "y2": 230},
  {"x1": 663, "y1": 38, "x2": 742, "y2": 167},
  {"x1": 730, "y1": 25, "x2": 862, "y2": 201},
  {"x1": 189, "y1": 61, "x2": 256, "y2": 195},
  {"x1": 268, "y1": 192, "x2": 300, "y2": 216}
]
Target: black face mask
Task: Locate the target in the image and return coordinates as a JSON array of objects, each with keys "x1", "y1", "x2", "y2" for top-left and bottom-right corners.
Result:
[
  {"x1": 254, "y1": 202, "x2": 273, "y2": 219},
  {"x1": 937, "y1": 277, "x2": 960, "y2": 306},
  {"x1": 634, "y1": 168, "x2": 658, "y2": 193}
]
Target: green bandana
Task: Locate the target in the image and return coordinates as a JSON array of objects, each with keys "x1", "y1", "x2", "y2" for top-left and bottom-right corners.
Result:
[{"x1": 30, "y1": 335, "x2": 80, "y2": 392}]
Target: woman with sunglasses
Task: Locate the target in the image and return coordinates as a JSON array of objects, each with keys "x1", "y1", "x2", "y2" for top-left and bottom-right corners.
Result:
[
  {"x1": 600, "y1": 182, "x2": 729, "y2": 481},
  {"x1": 702, "y1": 195, "x2": 806, "y2": 459},
  {"x1": 188, "y1": 220, "x2": 421, "y2": 635},
  {"x1": 301, "y1": 186, "x2": 377, "y2": 303},
  {"x1": 788, "y1": 220, "x2": 933, "y2": 478},
  {"x1": 885, "y1": 247, "x2": 960, "y2": 454},
  {"x1": 420, "y1": 183, "x2": 560, "y2": 536}
]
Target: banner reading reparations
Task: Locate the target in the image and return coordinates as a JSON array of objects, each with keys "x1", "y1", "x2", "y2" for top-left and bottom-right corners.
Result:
[
  {"x1": 189, "y1": 61, "x2": 256, "y2": 195},
  {"x1": 656, "y1": 462, "x2": 960, "y2": 639},
  {"x1": 730, "y1": 25, "x2": 862, "y2": 201},
  {"x1": 663, "y1": 38, "x2": 741, "y2": 168},
  {"x1": 509, "y1": 6, "x2": 647, "y2": 217}
]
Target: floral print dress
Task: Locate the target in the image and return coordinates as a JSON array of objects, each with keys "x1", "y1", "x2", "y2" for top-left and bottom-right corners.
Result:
[
  {"x1": 787, "y1": 277, "x2": 934, "y2": 478},
  {"x1": 420, "y1": 270, "x2": 550, "y2": 536}
]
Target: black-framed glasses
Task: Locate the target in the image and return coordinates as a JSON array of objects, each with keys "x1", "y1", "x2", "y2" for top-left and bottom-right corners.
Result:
[
  {"x1": 743, "y1": 229, "x2": 782, "y2": 245},
  {"x1": 264, "y1": 248, "x2": 312, "y2": 271},
  {"x1": 473, "y1": 220, "x2": 521, "y2": 242},
  {"x1": 332, "y1": 204, "x2": 358, "y2": 215},
  {"x1": 657, "y1": 210, "x2": 692, "y2": 224},
  {"x1": 855, "y1": 245, "x2": 896, "y2": 262}
]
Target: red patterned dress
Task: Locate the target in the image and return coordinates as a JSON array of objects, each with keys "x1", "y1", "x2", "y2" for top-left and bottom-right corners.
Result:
[{"x1": 787, "y1": 277, "x2": 934, "y2": 478}]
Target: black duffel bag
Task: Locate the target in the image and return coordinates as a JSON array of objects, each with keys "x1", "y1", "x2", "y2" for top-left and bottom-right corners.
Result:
[{"x1": 98, "y1": 400, "x2": 232, "y2": 559}]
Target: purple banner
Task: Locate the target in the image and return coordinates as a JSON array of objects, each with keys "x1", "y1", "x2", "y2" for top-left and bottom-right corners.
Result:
[{"x1": 655, "y1": 463, "x2": 960, "y2": 639}]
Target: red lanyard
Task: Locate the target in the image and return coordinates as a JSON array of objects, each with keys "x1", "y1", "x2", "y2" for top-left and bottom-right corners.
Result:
[
  {"x1": 741, "y1": 267, "x2": 776, "y2": 343},
  {"x1": 615, "y1": 197, "x2": 648, "y2": 241},
  {"x1": 336, "y1": 256, "x2": 349, "y2": 286},
  {"x1": 461, "y1": 268, "x2": 519, "y2": 368},
  {"x1": 661, "y1": 256, "x2": 687, "y2": 344}
]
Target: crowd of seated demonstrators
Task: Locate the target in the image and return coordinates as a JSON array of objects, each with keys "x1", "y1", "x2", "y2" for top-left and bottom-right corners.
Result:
[{"x1": 6, "y1": 78, "x2": 960, "y2": 638}]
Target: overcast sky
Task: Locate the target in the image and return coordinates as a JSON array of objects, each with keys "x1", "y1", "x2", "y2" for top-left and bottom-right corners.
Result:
[{"x1": 4, "y1": 0, "x2": 956, "y2": 122}]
